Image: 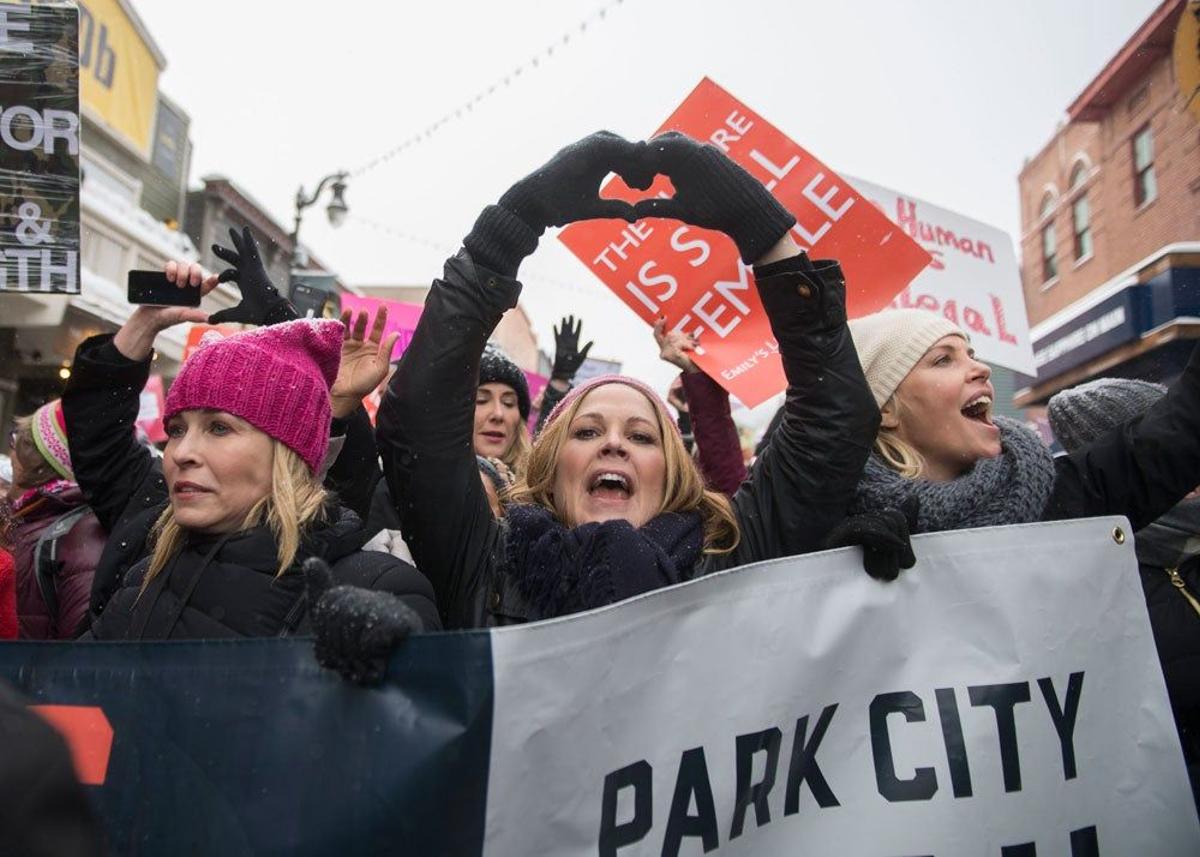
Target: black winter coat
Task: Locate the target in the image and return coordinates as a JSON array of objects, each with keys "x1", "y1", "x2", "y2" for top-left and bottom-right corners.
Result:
[
  {"x1": 1042, "y1": 342, "x2": 1200, "y2": 529},
  {"x1": 62, "y1": 334, "x2": 440, "y2": 639},
  {"x1": 377, "y1": 248, "x2": 878, "y2": 629},
  {"x1": 1138, "y1": 552, "x2": 1200, "y2": 779}
]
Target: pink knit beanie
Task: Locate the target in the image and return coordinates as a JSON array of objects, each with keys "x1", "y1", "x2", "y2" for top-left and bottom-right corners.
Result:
[
  {"x1": 542, "y1": 374, "x2": 681, "y2": 439},
  {"x1": 164, "y1": 319, "x2": 343, "y2": 474},
  {"x1": 31, "y1": 400, "x2": 73, "y2": 481}
]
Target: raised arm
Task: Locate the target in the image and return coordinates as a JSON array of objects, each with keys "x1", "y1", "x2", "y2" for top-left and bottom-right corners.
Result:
[
  {"x1": 534, "y1": 315, "x2": 592, "y2": 436},
  {"x1": 62, "y1": 261, "x2": 215, "y2": 533},
  {"x1": 376, "y1": 246, "x2": 521, "y2": 626},
  {"x1": 377, "y1": 131, "x2": 649, "y2": 627},
  {"x1": 1047, "y1": 343, "x2": 1200, "y2": 530},
  {"x1": 653, "y1": 319, "x2": 748, "y2": 495},
  {"x1": 723, "y1": 246, "x2": 879, "y2": 566},
  {"x1": 321, "y1": 307, "x2": 399, "y2": 520},
  {"x1": 631, "y1": 132, "x2": 878, "y2": 568}
]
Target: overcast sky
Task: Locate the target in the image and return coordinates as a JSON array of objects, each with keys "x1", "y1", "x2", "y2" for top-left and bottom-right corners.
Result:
[{"x1": 136, "y1": 0, "x2": 1162, "y2": 421}]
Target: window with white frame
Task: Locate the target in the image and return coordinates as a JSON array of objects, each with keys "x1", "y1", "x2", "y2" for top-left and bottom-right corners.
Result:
[{"x1": 1133, "y1": 125, "x2": 1157, "y2": 207}]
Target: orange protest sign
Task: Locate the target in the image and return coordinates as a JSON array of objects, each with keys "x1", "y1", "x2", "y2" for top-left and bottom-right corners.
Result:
[
  {"x1": 559, "y1": 78, "x2": 931, "y2": 407},
  {"x1": 182, "y1": 323, "x2": 240, "y2": 363}
]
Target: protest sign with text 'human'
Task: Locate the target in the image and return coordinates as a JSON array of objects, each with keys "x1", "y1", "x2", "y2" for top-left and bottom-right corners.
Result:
[{"x1": 559, "y1": 77, "x2": 931, "y2": 408}]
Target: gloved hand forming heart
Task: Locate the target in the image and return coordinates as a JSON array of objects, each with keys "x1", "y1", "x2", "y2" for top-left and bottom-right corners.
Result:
[
  {"x1": 631, "y1": 131, "x2": 797, "y2": 264},
  {"x1": 497, "y1": 130, "x2": 659, "y2": 234}
]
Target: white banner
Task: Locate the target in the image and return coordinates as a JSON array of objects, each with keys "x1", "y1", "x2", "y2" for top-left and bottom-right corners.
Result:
[
  {"x1": 847, "y1": 177, "x2": 1035, "y2": 375},
  {"x1": 485, "y1": 517, "x2": 1197, "y2": 856}
]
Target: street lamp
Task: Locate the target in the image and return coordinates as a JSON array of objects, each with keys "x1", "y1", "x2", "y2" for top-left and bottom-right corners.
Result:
[{"x1": 289, "y1": 171, "x2": 349, "y2": 273}]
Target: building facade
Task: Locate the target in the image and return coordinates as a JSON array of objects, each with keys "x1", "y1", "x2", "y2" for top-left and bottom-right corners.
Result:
[
  {"x1": 0, "y1": 0, "x2": 217, "y2": 438},
  {"x1": 1015, "y1": 0, "x2": 1200, "y2": 420}
]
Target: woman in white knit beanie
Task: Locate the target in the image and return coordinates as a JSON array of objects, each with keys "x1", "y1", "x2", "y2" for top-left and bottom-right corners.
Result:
[{"x1": 847, "y1": 308, "x2": 1200, "y2": 538}]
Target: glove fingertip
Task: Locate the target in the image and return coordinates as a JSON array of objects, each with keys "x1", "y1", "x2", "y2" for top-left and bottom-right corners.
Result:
[{"x1": 303, "y1": 556, "x2": 335, "y2": 598}]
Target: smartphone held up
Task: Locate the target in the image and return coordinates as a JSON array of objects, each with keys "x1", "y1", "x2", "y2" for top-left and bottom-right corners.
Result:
[{"x1": 127, "y1": 270, "x2": 201, "y2": 307}]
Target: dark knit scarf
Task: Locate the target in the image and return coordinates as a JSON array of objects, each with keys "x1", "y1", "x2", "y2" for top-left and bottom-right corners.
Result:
[
  {"x1": 851, "y1": 416, "x2": 1057, "y2": 534},
  {"x1": 504, "y1": 504, "x2": 704, "y2": 620},
  {"x1": 1135, "y1": 497, "x2": 1200, "y2": 569}
]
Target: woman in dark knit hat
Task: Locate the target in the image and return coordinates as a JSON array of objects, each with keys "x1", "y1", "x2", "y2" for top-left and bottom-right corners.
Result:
[
  {"x1": 63, "y1": 233, "x2": 439, "y2": 645},
  {"x1": 475, "y1": 343, "x2": 532, "y2": 477}
]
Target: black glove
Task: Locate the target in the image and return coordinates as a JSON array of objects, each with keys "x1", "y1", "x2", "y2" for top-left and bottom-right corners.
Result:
[
  {"x1": 551, "y1": 315, "x2": 593, "y2": 381},
  {"x1": 823, "y1": 496, "x2": 919, "y2": 582},
  {"x1": 497, "y1": 131, "x2": 654, "y2": 233},
  {"x1": 207, "y1": 227, "x2": 296, "y2": 326},
  {"x1": 304, "y1": 557, "x2": 419, "y2": 686},
  {"x1": 632, "y1": 131, "x2": 796, "y2": 264}
]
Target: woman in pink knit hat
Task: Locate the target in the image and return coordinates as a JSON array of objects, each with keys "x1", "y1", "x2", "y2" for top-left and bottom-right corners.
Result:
[
  {"x1": 303, "y1": 130, "x2": 878, "y2": 663},
  {"x1": 61, "y1": 229, "x2": 439, "y2": 655}
]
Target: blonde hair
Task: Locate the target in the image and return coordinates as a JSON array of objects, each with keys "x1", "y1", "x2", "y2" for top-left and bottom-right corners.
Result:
[
  {"x1": 508, "y1": 383, "x2": 739, "y2": 554},
  {"x1": 141, "y1": 440, "x2": 327, "y2": 590},
  {"x1": 501, "y1": 422, "x2": 531, "y2": 478},
  {"x1": 874, "y1": 393, "x2": 927, "y2": 479}
]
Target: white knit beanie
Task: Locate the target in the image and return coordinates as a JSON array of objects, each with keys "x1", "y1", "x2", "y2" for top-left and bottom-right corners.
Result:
[{"x1": 849, "y1": 309, "x2": 967, "y2": 408}]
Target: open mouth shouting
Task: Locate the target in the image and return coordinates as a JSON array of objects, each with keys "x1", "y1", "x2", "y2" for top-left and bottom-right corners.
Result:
[
  {"x1": 588, "y1": 470, "x2": 633, "y2": 503},
  {"x1": 960, "y1": 393, "x2": 994, "y2": 426}
]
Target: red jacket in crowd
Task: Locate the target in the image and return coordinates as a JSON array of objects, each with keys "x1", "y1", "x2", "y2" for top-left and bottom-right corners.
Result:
[
  {"x1": 0, "y1": 549, "x2": 16, "y2": 640},
  {"x1": 10, "y1": 482, "x2": 104, "y2": 639}
]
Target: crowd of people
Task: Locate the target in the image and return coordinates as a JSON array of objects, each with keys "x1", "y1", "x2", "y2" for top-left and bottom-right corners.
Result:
[{"x1": 2, "y1": 130, "x2": 1199, "y2": 814}]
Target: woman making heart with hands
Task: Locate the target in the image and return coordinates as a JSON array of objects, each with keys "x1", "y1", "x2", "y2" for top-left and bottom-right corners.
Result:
[{"x1": 309, "y1": 131, "x2": 879, "y2": 682}]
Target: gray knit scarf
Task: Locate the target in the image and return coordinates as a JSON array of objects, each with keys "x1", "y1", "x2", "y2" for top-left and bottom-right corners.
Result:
[
  {"x1": 1135, "y1": 497, "x2": 1200, "y2": 569},
  {"x1": 851, "y1": 416, "x2": 1057, "y2": 534}
]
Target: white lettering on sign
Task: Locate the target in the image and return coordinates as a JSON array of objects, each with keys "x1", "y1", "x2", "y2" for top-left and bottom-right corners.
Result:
[
  {"x1": 0, "y1": 105, "x2": 79, "y2": 155},
  {"x1": 748, "y1": 149, "x2": 800, "y2": 192},
  {"x1": 624, "y1": 260, "x2": 678, "y2": 314},
  {"x1": 1034, "y1": 307, "x2": 1127, "y2": 368},
  {"x1": 669, "y1": 226, "x2": 710, "y2": 267},
  {"x1": 0, "y1": 248, "x2": 78, "y2": 292},
  {"x1": 0, "y1": 9, "x2": 33, "y2": 54},
  {"x1": 672, "y1": 261, "x2": 754, "y2": 340},
  {"x1": 710, "y1": 110, "x2": 754, "y2": 152},
  {"x1": 593, "y1": 222, "x2": 654, "y2": 272},
  {"x1": 793, "y1": 172, "x2": 854, "y2": 247}
]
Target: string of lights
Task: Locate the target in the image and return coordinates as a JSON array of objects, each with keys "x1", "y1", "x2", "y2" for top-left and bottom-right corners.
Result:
[
  {"x1": 348, "y1": 213, "x2": 594, "y2": 296},
  {"x1": 350, "y1": 0, "x2": 627, "y2": 178}
]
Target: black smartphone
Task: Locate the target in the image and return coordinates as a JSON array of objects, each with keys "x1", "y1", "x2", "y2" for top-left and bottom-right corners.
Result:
[{"x1": 127, "y1": 270, "x2": 202, "y2": 307}]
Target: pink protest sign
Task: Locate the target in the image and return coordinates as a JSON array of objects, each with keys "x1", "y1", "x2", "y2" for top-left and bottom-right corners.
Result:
[{"x1": 339, "y1": 294, "x2": 425, "y2": 361}]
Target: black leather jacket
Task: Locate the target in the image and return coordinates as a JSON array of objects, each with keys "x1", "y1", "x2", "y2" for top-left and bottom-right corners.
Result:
[{"x1": 377, "y1": 242, "x2": 878, "y2": 630}]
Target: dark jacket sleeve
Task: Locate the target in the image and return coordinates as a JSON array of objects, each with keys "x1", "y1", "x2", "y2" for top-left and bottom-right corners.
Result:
[
  {"x1": 376, "y1": 249, "x2": 523, "y2": 628},
  {"x1": 323, "y1": 406, "x2": 382, "y2": 523},
  {"x1": 331, "y1": 550, "x2": 443, "y2": 633},
  {"x1": 704, "y1": 255, "x2": 879, "y2": 571},
  {"x1": 61, "y1": 334, "x2": 161, "y2": 535},
  {"x1": 534, "y1": 381, "x2": 570, "y2": 437},
  {"x1": 680, "y1": 369, "x2": 748, "y2": 496},
  {"x1": 1045, "y1": 343, "x2": 1200, "y2": 530}
]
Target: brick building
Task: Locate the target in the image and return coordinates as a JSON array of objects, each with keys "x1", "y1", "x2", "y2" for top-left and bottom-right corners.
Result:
[{"x1": 1014, "y1": 0, "x2": 1200, "y2": 419}]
